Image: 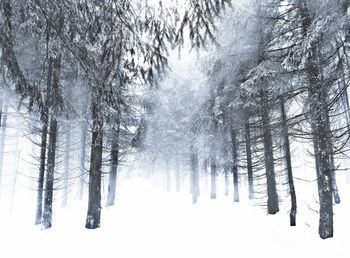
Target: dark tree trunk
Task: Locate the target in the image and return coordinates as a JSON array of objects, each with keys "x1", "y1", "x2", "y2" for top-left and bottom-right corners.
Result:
[
  {"x1": 261, "y1": 91, "x2": 279, "y2": 214},
  {"x1": 106, "y1": 126, "x2": 119, "y2": 207},
  {"x1": 300, "y1": 2, "x2": 333, "y2": 239},
  {"x1": 210, "y1": 156, "x2": 217, "y2": 199},
  {"x1": 175, "y1": 159, "x2": 180, "y2": 192},
  {"x1": 280, "y1": 97, "x2": 297, "y2": 226},
  {"x1": 230, "y1": 127, "x2": 239, "y2": 202},
  {"x1": 245, "y1": 116, "x2": 254, "y2": 199},
  {"x1": 190, "y1": 147, "x2": 199, "y2": 204},
  {"x1": 85, "y1": 100, "x2": 103, "y2": 229},
  {"x1": 35, "y1": 113, "x2": 49, "y2": 225},
  {"x1": 0, "y1": 103, "x2": 8, "y2": 195},
  {"x1": 62, "y1": 123, "x2": 71, "y2": 207},
  {"x1": 42, "y1": 116, "x2": 58, "y2": 229}
]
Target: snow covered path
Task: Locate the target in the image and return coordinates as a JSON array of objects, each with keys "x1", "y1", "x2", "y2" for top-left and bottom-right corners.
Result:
[{"x1": 0, "y1": 177, "x2": 349, "y2": 258}]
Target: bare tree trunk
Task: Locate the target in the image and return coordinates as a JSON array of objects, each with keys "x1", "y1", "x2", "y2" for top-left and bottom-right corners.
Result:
[
  {"x1": 261, "y1": 91, "x2": 279, "y2": 214},
  {"x1": 280, "y1": 97, "x2": 297, "y2": 226},
  {"x1": 0, "y1": 98, "x2": 3, "y2": 127},
  {"x1": 190, "y1": 147, "x2": 199, "y2": 204},
  {"x1": 224, "y1": 163, "x2": 229, "y2": 196},
  {"x1": 175, "y1": 159, "x2": 180, "y2": 192},
  {"x1": 62, "y1": 123, "x2": 71, "y2": 207},
  {"x1": 245, "y1": 116, "x2": 254, "y2": 199},
  {"x1": 35, "y1": 113, "x2": 48, "y2": 225},
  {"x1": 106, "y1": 125, "x2": 119, "y2": 207},
  {"x1": 0, "y1": 103, "x2": 8, "y2": 196},
  {"x1": 325, "y1": 113, "x2": 340, "y2": 204},
  {"x1": 85, "y1": 99, "x2": 103, "y2": 229},
  {"x1": 230, "y1": 127, "x2": 239, "y2": 202},
  {"x1": 79, "y1": 115, "x2": 88, "y2": 200},
  {"x1": 165, "y1": 159, "x2": 171, "y2": 192},
  {"x1": 42, "y1": 116, "x2": 58, "y2": 229},
  {"x1": 210, "y1": 155, "x2": 217, "y2": 199}
]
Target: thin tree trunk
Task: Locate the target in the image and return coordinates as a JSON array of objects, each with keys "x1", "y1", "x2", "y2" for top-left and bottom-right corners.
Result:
[
  {"x1": 203, "y1": 160, "x2": 208, "y2": 193},
  {"x1": 175, "y1": 159, "x2": 180, "y2": 192},
  {"x1": 0, "y1": 98, "x2": 3, "y2": 127},
  {"x1": 190, "y1": 147, "x2": 199, "y2": 204},
  {"x1": 325, "y1": 112, "x2": 340, "y2": 204},
  {"x1": 261, "y1": 91, "x2": 279, "y2": 214},
  {"x1": 224, "y1": 164, "x2": 229, "y2": 196},
  {"x1": 79, "y1": 115, "x2": 88, "y2": 200},
  {"x1": 280, "y1": 97, "x2": 297, "y2": 226},
  {"x1": 0, "y1": 103, "x2": 8, "y2": 196},
  {"x1": 85, "y1": 99, "x2": 103, "y2": 229},
  {"x1": 230, "y1": 127, "x2": 239, "y2": 202},
  {"x1": 210, "y1": 155, "x2": 217, "y2": 199},
  {"x1": 245, "y1": 116, "x2": 254, "y2": 199},
  {"x1": 106, "y1": 126, "x2": 119, "y2": 207},
  {"x1": 165, "y1": 159, "x2": 171, "y2": 192},
  {"x1": 62, "y1": 123, "x2": 71, "y2": 207},
  {"x1": 42, "y1": 116, "x2": 58, "y2": 229},
  {"x1": 35, "y1": 113, "x2": 48, "y2": 225}
]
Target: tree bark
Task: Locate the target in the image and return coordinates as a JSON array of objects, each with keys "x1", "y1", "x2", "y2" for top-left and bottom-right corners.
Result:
[
  {"x1": 280, "y1": 97, "x2": 297, "y2": 226},
  {"x1": 35, "y1": 113, "x2": 48, "y2": 225},
  {"x1": 245, "y1": 116, "x2": 254, "y2": 199},
  {"x1": 300, "y1": 2, "x2": 333, "y2": 239},
  {"x1": 261, "y1": 91, "x2": 279, "y2": 214},
  {"x1": 106, "y1": 126, "x2": 119, "y2": 207},
  {"x1": 230, "y1": 127, "x2": 239, "y2": 202},
  {"x1": 42, "y1": 116, "x2": 58, "y2": 229},
  {"x1": 85, "y1": 99, "x2": 103, "y2": 229}
]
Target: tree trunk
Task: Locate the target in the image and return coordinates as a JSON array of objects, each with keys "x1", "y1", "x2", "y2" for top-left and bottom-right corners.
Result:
[
  {"x1": 230, "y1": 127, "x2": 239, "y2": 202},
  {"x1": 165, "y1": 159, "x2": 171, "y2": 192},
  {"x1": 0, "y1": 98, "x2": 3, "y2": 127},
  {"x1": 190, "y1": 147, "x2": 199, "y2": 204},
  {"x1": 245, "y1": 116, "x2": 254, "y2": 199},
  {"x1": 62, "y1": 123, "x2": 71, "y2": 207},
  {"x1": 300, "y1": 2, "x2": 333, "y2": 239},
  {"x1": 106, "y1": 126, "x2": 119, "y2": 207},
  {"x1": 0, "y1": 103, "x2": 8, "y2": 196},
  {"x1": 85, "y1": 99, "x2": 103, "y2": 229},
  {"x1": 261, "y1": 91, "x2": 279, "y2": 214},
  {"x1": 79, "y1": 116, "x2": 88, "y2": 200},
  {"x1": 224, "y1": 164, "x2": 229, "y2": 196},
  {"x1": 35, "y1": 113, "x2": 49, "y2": 225},
  {"x1": 42, "y1": 116, "x2": 58, "y2": 229},
  {"x1": 210, "y1": 156, "x2": 217, "y2": 199},
  {"x1": 175, "y1": 159, "x2": 180, "y2": 192},
  {"x1": 280, "y1": 97, "x2": 297, "y2": 226},
  {"x1": 325, "y1": 113, "x2": 340, "y2": 204}
]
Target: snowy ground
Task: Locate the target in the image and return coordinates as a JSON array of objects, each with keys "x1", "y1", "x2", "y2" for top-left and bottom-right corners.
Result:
[{"x1": 0, "y1": 174, "x2": 349, "y2": 258}]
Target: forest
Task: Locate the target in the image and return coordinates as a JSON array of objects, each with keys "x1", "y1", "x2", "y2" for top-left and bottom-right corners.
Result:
[{"x1": 1, "y1": 0, "x2": 350, "y2": 255}]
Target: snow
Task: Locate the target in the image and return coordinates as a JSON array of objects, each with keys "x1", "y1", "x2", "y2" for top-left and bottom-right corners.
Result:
[{"x1": 0, "y1": 174, "x2": 349, "y2": 258}]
